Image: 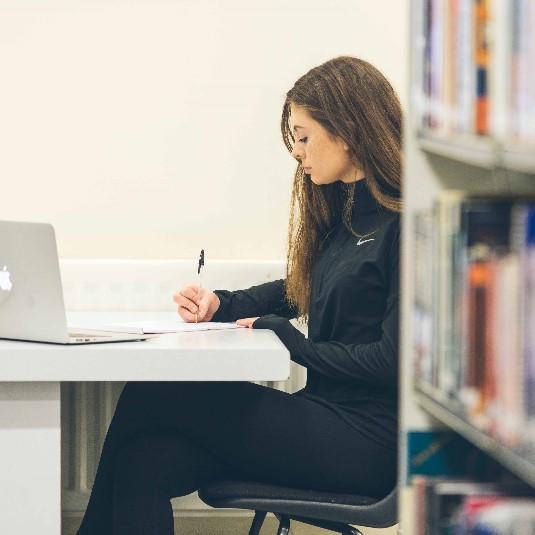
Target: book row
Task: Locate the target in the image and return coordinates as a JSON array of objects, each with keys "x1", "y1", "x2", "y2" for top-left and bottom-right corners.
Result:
[
  {"x1": 413, "y1": 476, "x2": 535, "y2": 534},
  {"x1": 413, "y1": 192, "x2": 535, "y2": 447},
  {"x1": 412, "y1": 0, "x2": 535, "y2": 142}
]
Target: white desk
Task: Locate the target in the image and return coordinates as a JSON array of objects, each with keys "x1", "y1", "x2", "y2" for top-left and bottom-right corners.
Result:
[{"x1": 0, "y1": 311, "x2": 290, "y2": 535}]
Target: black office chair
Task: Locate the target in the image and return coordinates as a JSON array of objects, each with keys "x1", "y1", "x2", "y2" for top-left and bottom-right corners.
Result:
[{"x1": 198, "y1": 479, "x2": 398, "y2": 535}]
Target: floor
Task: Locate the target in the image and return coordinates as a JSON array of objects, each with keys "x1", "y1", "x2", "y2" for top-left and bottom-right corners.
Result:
[{"x1": 62, "y1": 514, "x2": 399, "y2": 535}]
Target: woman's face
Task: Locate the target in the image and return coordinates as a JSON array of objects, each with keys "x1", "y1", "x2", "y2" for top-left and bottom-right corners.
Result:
[{"x1": 289, "y1": 103, "x2": 363, "y2": 185}]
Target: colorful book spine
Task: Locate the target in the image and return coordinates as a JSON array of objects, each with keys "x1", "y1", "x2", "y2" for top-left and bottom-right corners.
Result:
[
  {"x1": 455, "y1": 497, "x2": 535, "y2": 534},
  {"x1": 522, "y1": 206, "x2": 535, "y2": 441},
  {"x1": 413, "y1": 0, "x2": 535, "y2": 143},
  {"x1": 411, "y1": 476, "x2": 535, "y2": 534},
  {"x1": 474, "y1": 0, "x2": 490, "y2": 135},
  {"x1": 457, "y1": 199, "x2": 513, "y2": 424}
]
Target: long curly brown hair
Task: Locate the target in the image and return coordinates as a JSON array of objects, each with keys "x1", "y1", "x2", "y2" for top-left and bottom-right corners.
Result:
[{"x1": 281, "y1": 56, "x2": 403, "y2": 322}]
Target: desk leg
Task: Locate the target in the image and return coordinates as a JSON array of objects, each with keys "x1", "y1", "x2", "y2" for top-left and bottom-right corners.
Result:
[{"x1": 0, "y1": 382, "x2": 61, "y2": 535}]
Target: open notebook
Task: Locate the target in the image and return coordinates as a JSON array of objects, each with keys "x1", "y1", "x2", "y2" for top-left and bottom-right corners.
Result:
[{"x1": 102, "y1": 320, "x2": 244, "y2": 335}]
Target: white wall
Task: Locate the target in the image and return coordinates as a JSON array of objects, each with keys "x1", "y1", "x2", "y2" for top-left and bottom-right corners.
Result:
[{"x1": 0, "y1": 0, "x2": 408, "y2": 260}]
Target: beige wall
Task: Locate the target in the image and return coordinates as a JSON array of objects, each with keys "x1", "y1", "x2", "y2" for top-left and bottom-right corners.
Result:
[{"x1": 0, "y1": 0, "x2": 408, "y2": 260}]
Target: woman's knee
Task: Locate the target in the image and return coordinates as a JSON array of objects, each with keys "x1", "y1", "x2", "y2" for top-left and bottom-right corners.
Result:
[
  {"x1": 113, "y1": 435, "x2": 153, "y2": 492},
  {"x1": 112, "y1": 431, "x2": 227, "y2": 501},
  {"x1": 113, "y1": 432, "x2": 177, "y2": 496}
]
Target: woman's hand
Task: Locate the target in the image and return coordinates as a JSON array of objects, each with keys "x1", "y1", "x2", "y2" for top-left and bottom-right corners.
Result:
[
  {"x1": 173, "y1": 285, "x2": 220, "y2": 323},
  {"x1": 236, "y1": 317, "x2": 260, "y2": 329}
]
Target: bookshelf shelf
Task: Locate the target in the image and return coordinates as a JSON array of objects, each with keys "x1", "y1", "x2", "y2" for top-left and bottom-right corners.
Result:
[
  {"x1": 414, "y1": 383, "x2": 535, "y2": 489},
  {"x1": 416, "y1": 132, "x2": 499, "y2": 169},
  {"x1": 417, "y1": 132, "x2": 535, "y2": 174},
  {"x1": 502, "y1": 145, "x2": 535, "y2": 174}
]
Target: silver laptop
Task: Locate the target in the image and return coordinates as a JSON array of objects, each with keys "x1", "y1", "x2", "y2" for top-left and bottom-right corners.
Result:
[{"x1": 0, "y1": 220, "x2": 149, "y2": 344}]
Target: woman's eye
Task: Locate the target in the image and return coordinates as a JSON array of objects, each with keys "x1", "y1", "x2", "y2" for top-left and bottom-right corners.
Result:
[{"x1": 298, "y1": 136, "x2": 308, "y2": 144}]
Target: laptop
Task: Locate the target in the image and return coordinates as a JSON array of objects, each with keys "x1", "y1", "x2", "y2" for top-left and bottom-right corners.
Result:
[{"x1": 0, "y1": 220, "x2": 150, "y2": 344}]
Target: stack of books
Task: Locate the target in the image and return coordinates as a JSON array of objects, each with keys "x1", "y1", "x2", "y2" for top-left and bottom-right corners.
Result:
[
  {"x1": 413, "y1": 476, "x2": 535, "y2": 534},
  {"x1": 413, "y1": 192, "x2": 535, "y2": 446},
  {"x1": 412, "y1": 0, "x2": 535, "y2": 142}
]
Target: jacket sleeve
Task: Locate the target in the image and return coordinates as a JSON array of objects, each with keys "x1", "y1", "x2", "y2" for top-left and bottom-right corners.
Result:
[
  {"x1": 253, "y1": 232, "x2": 400, "y2": 389},
  {"x1": 211, "y1": 279, "x2": 298, "y2": 323}
]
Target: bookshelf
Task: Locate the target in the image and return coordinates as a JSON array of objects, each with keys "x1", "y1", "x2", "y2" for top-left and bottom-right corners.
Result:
[
  {"x1": 400, "y1": 0, "x2": 535, "y2": 532},
  {"x1": 416, "y1": 132, "x2": 499, "y2": 169},
  {"x1": 415, "y1": 383, "x2": 535, "y2": 489},
  {"x1": 417, "y1": 132, "x2": 535, "y2": 174}
]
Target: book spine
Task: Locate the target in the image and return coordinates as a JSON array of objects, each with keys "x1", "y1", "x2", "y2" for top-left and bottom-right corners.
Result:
[
  {"x1": 491, "y1": 252, "x2": 521, "y2": 445},
  {"x1": 488, "y1": 0, "x2": 511, "y2": 140},
  {"x1": 510, "y1": 0, "x2": 522, "y2": 139},
  {"x1": 434, "y1": 191, "x2": 467, "y2": 396},
  {"x1": 429, "y1": 0, "x2": 445, "y2": 130},
  {"x1": 413, "y1": 0, "x2": 430, "y2": 130},
  {"x1": 524, "y1": 206, "x2": 535, "y2": 442},
  {"x1": 448, "y1": 0, "x2": 460, "y2": 134},
  {"x1": 413, "y1": 211, "x2": 436, "y2": 384},
  {"x1": 457, "y1": 0, "x2": 474, "y2": 134},
  {"x1": 412, "y1": 476, "x2": 535, "y2": 533},
  {"x1": 474, "y1": 0, "x2": 490, "y2": 135},
  {"x1": 516, "y1": 0, "x2": 535, "y2": 142},
  {"x1": 425, "y1": 196, "x2": 535, "y2": 449},
  {"x1": 463, "y1": 254, "x2": 493, "y2": 422}
]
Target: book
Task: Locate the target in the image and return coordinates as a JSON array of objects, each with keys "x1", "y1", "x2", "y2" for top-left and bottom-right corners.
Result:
[
  {"x1": 513, "y1": 0, "x2": 535, "y2": 142},
  {"x1": 413, "y1": 210, "x2": 436, "y2": 385},
  {"x1": 412, "y1": 0, "x2": 535, "y2": 141},
  {"x1": 412, "y1": 476, "x2": 535, "y2": 534},
  {"x1": 418, "y1": 192, "x2": 535, "y2": 449},
  {"x1": 433, "y1": 189, "x2": 468, "y2": 397},
  {"x1": 456, "y1": 198, "x2": 513, "y2": 424},
  {"x1": 488, "y1": 252, "x2": 521, "y2": 445},
  {"x1": 488, "y1": 0, "x2": 511, "y2": 140},
  {"x1": 474, "y1": 0, "x2": 490, "y2": 135},
  {"x1": 456, "y1": 0, "x2": 474, "y2": 134},
  {"x1": 514, "y1": 204, "x2": 535, "y2": 442},
  {"x1": 101, "y1": 320, "x2": 244, "y2": 334},
  {"x1": 456, "y1": 496, "x2": 535, "y2": 534}
]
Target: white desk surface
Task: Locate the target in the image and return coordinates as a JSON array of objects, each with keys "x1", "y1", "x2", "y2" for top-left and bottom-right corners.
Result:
[
  {"x1": 0, "y1": 312, "x2": 290, "y2": 534},
  {"x1": 0, "y1": 311, "x2": 291, "y2": 382}
]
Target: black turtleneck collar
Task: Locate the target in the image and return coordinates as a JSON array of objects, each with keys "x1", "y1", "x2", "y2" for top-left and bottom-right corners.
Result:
[
  {"x1": 352, "y1": 178, "x2": 380, "y2": 214},
  {"x1": 351, "y1": 177, "x2": 400, "y2": 215}
]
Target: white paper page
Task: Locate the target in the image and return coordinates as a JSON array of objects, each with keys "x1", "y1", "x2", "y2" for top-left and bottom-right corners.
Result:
[{"x1": 102, "y1": 320, "x2": 244, "y2": 334}]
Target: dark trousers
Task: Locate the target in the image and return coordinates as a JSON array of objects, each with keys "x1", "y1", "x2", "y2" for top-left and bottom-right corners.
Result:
[{"x1": 76, "y1": 381, "x2": 396, "y2": 535}]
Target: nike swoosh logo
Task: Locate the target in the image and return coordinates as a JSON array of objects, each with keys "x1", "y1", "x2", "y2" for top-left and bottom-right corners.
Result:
[{"x1": 357, "y1": 237, "x2": 375, "y2": 246}]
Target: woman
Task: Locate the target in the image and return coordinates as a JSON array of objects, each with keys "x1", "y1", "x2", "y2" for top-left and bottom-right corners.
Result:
[{"x1": 77, "y1": 55, "x2": 402, "y2": 535}]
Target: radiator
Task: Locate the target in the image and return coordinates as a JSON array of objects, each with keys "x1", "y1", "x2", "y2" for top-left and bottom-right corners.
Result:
[{"x1": 58, "y1": 260, "x2": 306, "y2": 514}]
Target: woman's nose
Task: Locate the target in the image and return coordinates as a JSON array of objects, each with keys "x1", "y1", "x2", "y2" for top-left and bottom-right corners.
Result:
[{"x1": 291, "y1": 143, "x2": 303, "y2": 161}]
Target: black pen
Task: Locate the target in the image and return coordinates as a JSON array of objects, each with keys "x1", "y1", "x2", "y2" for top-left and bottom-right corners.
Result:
[{"x1": 196, "y1": 249, "x2": 204, "y2": 323}]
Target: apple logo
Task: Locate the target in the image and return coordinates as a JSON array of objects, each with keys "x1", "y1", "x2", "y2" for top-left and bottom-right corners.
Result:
[{"x1": 0, "y1": 265, "x2": 13, "y2": 291}]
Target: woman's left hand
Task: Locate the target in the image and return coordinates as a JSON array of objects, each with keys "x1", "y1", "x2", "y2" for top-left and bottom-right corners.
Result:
[{"x1": 236, "y1": 317, "x2": 260, "y2": 328}]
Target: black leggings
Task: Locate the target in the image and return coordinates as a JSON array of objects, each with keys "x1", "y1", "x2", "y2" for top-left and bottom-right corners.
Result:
[{"x1": 76, "y1": 381, "x2": 396, "y2": 535}]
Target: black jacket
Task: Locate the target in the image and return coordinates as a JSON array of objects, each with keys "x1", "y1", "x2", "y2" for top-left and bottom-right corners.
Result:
[{"x1": 212, "y1": 180, "x2": 400, "y2": 449}]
